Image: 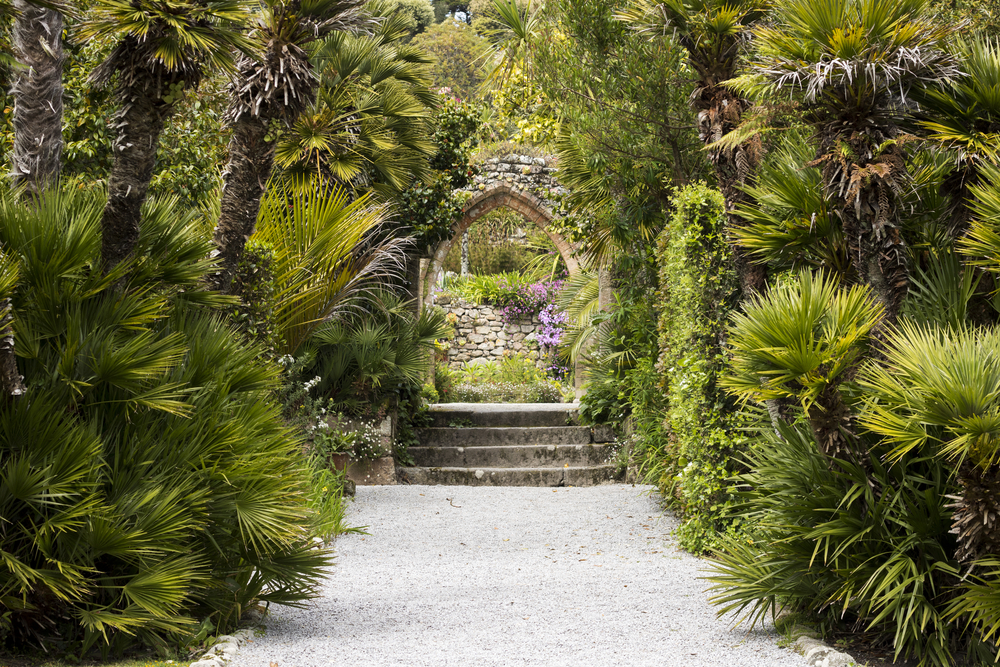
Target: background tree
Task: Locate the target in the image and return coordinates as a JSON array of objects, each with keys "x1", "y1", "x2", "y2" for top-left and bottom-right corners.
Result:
[
  {"x1": 616, "y1": 0, "x2": 769, "y2": 298},
  {"x1": 410, "y1": 19, "x2": 487, "y2": 99},
  {"x1": 79, "y1": 0, "x2": 252, "y2": 272}
]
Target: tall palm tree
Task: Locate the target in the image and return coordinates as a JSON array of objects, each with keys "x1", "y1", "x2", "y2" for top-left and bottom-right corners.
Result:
[
  {"x1": 11, "y1": 0, "x2": 65, "y2": 197},
  {"x1": 616, "y1": 0, "x2": 769, "y2": 297},
  {"x1": 78, "y1": 0, "x2": 252, "y2": 272},
  {"x1": 738, "y1": 0, "x2": 959, "y2": 329},
  {"x1": 209, "y1": 0, "x2": 373, "y2": 294}
]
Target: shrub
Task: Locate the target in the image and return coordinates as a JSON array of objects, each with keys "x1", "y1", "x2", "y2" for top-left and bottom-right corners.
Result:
[
  {"x1": 304, "y1": 291, "x2": 451, "y2": 415},
  {"x1": 0, "y1": 189, "x2": 328, "y2": 654},
  {"x1": 650, "y1": 182, "x2": 741, "y2": 553}
]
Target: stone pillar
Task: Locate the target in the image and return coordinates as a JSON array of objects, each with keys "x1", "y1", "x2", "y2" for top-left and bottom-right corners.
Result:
[{"x1": 460, "y1": 229, "x2": 470, "y2": 277}]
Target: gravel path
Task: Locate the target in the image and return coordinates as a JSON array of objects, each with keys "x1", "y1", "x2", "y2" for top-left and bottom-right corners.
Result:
[{"x1": 232, "y1": 485, "x2": 804, "y2": 667}]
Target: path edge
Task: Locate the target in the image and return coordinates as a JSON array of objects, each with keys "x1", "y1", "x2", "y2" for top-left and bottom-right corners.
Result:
[{"x1": 776, "y1": 610, "x2": 859, "y2": 667}]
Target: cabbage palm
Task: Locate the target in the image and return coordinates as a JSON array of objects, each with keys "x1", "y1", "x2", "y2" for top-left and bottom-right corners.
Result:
[
  {"x1": 724, "y1": 271, "x2": 883, "y2": 458},
  {"x1": 78, "y1": 0, "x2": 251, "y2": 272},
  {"x1": 210, "y1": 0, "x2": 372, "y2": 293},
  {"x1": 616, "y1": 0, "x2": 769, "y2": 296},
  {"x1": 250, "y1": 179, "x2": 410, "y2": 355},
  {"x1": 737, "y1": 0, "x2": 960, "y2": 328}
]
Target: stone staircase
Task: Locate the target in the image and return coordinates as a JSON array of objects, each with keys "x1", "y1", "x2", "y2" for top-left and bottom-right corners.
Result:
[{"x1": 399, "y1": 403, "x2": 617, "y2": 486}]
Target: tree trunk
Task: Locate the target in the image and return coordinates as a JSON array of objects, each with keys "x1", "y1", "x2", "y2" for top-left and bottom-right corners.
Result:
[
  {"x1": 210, "y1": 115, "x2": 275, "y2": 293},
  {"x1": 695, "y1": 88, "x2": 768, "y2": 300},
  {"x1": 101, "y1": 87, "x2": 171, "y2": 271},
  {"x1": 950, "y1": 462, "x2": 1000, "y2": 564},
  {"x1": 11, "y1": 1, "x2": 63, "y2": 197},
  {"x1": 0, "y1": 299, "x2": 24, "y2": 402}
]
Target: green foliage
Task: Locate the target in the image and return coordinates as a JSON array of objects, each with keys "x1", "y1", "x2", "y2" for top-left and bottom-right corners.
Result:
[
  {"x1": 228, "y1": 239, "x2": 279, "y2": 355},
  {"x1": 410, "y1": 19, "x2": 488, "y2": 100},
  {"x1": 707, "y1": 418, "x2": 969, "y2": 667},
  {"x1": 385, "y1": 0, "x2": 436, "y2": 37},
  {"x1": 448, "y1": 353, "x2": 565, "y2": 402},
  {"x1": 304, "y1": 291, "x2": 452, "y2": 414},
  {"x1": 396, "y1": 96, "x2": 479, "y2": 255},
  {"x1": 0, "y1": 187, "x2": 328, "y2": 653},
  {"x1": 652, "y1": 182, "x2": 741, "y2": 553}
]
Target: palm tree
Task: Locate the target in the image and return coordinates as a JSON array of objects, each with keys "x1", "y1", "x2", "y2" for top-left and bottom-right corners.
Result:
[
  {"x1": 209, "y1": 0, "x2": 373, "y2": 294},
  {"x1": 738, "y1": 0, "x2": 959, "y2": 330},
  {"x1": 78, "y1": 0, "x2": 251, "y2": 272},
  {"x1": 616, "y1": 0, "x2": 769, "y2": 297},
  {"x1": 11, "y1": 0, "x2": 65, "y2": 197},
  {"x1": 911, "y1": 37, "x2": 1000, "y2": 239},
  {"x1": 860, "y1": 324, "x2": 1000, "y2": 564},
  {"x1": 274, "y1": 9, "x2": 437, "y2": 196},
  {"x1": 250, "y1": 179, "x2": 412, "y2": 355}
]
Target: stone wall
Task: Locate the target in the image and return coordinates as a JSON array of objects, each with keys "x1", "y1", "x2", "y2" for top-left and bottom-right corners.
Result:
[
  {"x1": 436, "y1": 295, "x2": 544, "y2": 370},
  {"x1": 463, "y1": 154, "x2": 566, "y2": 210}
]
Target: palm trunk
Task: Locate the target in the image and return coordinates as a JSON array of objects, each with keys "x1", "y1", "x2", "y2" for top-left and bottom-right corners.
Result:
[
  {"x1": 820, "y1": 139, "x2": 909, "y2": 338},
  {"x1": 950, "y1": 462, "x2": 1000, "y2": 564},
  {"x1": 11, "y1": 1, "x2": 63, "y2": 196},
  {"x1": 695, "y1": 87, "x2": 768, "y2": 299},
  {"x1": 210, "y1": 114, "x2": 275, "y2": 293},
  {"x1": 101, "y1": 86, "x2": 171, "y2": 271},
  {"x1": 0, "y1": 299, "x2": 24, "y2": 401}
]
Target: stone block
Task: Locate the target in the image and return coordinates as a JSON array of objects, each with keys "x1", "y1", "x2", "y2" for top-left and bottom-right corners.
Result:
[
  {"x1": 529, "y1": 165, "x2": 543, "y2": 174},
  {"x1": 469, "y1": 334, "x2": 485, "y2": 344},
  {"x1": 490, "y1": 347, "x2": 505, "y2": 356},
  {"x1": 470, "y1": 350, "x2": 483, "y2": 357},
  {"x1": 533, "y1": 157, "x2": 547, "y2": 166},
  {"x1": 497, "y1": 163, "x2": 511, "y2": 172},
  {"x1": 475, "y1": 326, "x2": 491, "y2": 334},
  {"x1": 520, "y1": 324, "x2": 534, "y2": 333},
  {"x1": 519, "y1": 155, "x2": 533, "y2": 165}
]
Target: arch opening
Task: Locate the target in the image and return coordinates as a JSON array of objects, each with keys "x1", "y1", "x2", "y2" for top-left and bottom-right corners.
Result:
[{"x1": 420, "y1": 184, "x2": 579, "y2": 305}]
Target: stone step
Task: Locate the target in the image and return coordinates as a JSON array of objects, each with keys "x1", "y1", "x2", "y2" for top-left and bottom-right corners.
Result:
[
  {"x1": 428, "y1": 402, "x2": 579, "y2": 428},
  {"x1": 398, "y1": 465, "x2": 617, "y2": 487},
  {"x1": 409, "y1": 443, "x2": 613, "y2": 468},
  {"x1": 417, "y1": 426, "x2": 592, "y2": 448}
]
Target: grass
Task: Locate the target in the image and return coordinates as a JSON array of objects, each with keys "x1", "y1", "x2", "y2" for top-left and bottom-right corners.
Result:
[{"x1": 0, "y1": 656, "x2": 180, "y2": 667}]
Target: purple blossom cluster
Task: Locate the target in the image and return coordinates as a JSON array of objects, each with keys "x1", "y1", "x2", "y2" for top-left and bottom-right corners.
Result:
[
  {"x1": 536, "y1": 303, "x2": 568, "y2": 348},
  {"x1": 495, "y1": 279, "x2": 564, "y2": 324}
]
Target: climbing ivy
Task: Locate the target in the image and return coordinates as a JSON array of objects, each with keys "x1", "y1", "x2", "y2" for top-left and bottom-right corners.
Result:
[{"x1": 650, "y1": 182, "x2": 745, "y2": 554}]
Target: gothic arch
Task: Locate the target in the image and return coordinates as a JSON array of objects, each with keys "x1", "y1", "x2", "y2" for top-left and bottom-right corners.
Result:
[{"x1": 421, "y1": 184, "x2": 579, "y2": 304}]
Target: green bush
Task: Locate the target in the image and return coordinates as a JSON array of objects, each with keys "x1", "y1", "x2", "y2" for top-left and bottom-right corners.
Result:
[
  {"x1": 650, "y1": 182, "x2": 742, "y2": 553},
  {"x1": 228, "y1": 238, "x2": 279, "y2": 356},
  {"x1": 304, "y1": 291, "x2": 451, "y2": 415},
  {"x1": 0, "y1": 189, "x2": 328, "y2": 654}
]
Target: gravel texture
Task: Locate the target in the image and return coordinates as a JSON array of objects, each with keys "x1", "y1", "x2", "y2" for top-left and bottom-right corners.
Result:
[{"x1": 230, "y1": 485, "x2": 806, "y2": 667}]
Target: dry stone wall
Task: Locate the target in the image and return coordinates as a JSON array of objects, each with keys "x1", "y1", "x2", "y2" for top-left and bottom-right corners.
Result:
[
  {"x1": 436, "y1": 295, "x2": 544, "y2": 370},
  {"x1": 464, "y1": 155, "x2": 566, "y2": 209}
]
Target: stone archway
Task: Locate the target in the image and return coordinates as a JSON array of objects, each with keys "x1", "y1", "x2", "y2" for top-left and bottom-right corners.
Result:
[{"x1": 420, "y1": 184, "x2": 579, "y2": 303}]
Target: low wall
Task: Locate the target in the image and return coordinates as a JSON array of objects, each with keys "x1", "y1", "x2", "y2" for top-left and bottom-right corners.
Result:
[{"x1": 436, "y1": 295, "x2": 544, "y2": 370}]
